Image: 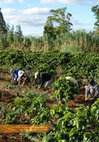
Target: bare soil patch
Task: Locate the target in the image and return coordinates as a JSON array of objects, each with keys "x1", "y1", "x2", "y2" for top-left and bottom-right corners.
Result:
[
  {"x1": 0, "y1": 89, "x2": 15, "y2": 105},
  {"x1": 0, "y1": 133, "x2": 26, "y2": 142}
]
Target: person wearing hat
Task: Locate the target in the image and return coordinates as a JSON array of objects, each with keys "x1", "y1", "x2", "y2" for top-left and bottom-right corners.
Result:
[
  {"x1": 34, "y1": 72, "x2": 53, "y2": 89},
  {"x1": 65, "y1": 76, "x2": 78, "y2": 87},
  {"x1": 85, "y1": 78, "x2": 99, "y2": 102},
  {"x1": 9, "y1": 68, "x2": 24, "y2": 85}
]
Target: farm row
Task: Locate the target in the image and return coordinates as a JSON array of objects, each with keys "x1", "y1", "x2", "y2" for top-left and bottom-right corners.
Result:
[
  {"x1": 0, "y1": 49, "x2": 99, "y2": 141},
  {"x1": 0, "y1": 49, "x2": 99, "y2": 80}
]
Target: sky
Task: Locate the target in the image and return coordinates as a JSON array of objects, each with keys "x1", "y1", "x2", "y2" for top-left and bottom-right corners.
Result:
[{"x1": 0, "y1": 0, "x2": 99, "y2": 36}]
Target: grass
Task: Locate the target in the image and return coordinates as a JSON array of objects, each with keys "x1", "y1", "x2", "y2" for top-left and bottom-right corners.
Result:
[{"x1": 0, "y1": 29, "x2": 99, "y2": 52}]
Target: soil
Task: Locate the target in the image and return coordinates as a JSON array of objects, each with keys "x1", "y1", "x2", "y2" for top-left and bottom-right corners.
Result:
[
  {"x1": 0, "y1": 89, "x2": 16, "y2": 107},
  {"x1": 0, "y1": 133, "x2": 27, "y2": 142},
  {"x1": 0, "y1": 67, "x2": 93, "y2": 142}
]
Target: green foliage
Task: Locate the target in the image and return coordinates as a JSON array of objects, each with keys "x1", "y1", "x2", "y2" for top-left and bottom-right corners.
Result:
[
  {"x1": 90, "y1": 98, "x2": 99, "y2": 120},
  {"x1": 44, "y1": 7, "x2": 72, "y2": 36},
  {"x1": 31, "y1": 107, "x2": 50, "y2": 124},
  {"x1": 92, "y1": 5, "x2": 99, "y2": 29},
  {"x1": 64, "y1": 52, "x2": 99, "y2": 78},
  {"x1": 5, "y1": 91, "x2": 48, "y2": 124},
  {"x1": 0, "y1": 8, "x2": 99, "y2": 51},
  {"x1": 45, "y1": 100, "x2": 99, "y2": 142},
  {"x1": 7, "y1": 24, "x2": 14, "y2": 44},
  {"x1": 50, "y1": 104, "x2": 69, "y2": 119},
  {"x1": 44, "y1": 7, "x2": 72, "y2": 48},
  {"x1": 5, "y1": 112, "x2": 20, "y2": 124},
  {"x1": 1, "y1": 90, "x2": 99, "y2": 142},
  {"x1": 0, "y1": 24, "x2": 99, "y2": 51},
  {"x1": 0, "y1": 5, "x2": 99, "y2": 142},
  {"x1": 52, "y1": 78, "x2": 78, "y2": 102},
  {"x1": 0, "y1": 50, "x2": 99, "y2": 80},
  {"x1": 83, "y1": 132, "x2": 99, "y2": 142},
  {"x1": 14, "y1": 25, "x2": 23, "y2": 42},
  {"x1": 0, "y1": 9, "x2": 7, "y2": 36}
]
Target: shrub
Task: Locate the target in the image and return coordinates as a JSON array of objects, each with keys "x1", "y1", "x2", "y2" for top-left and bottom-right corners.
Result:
[{"x1": 52, "y1": 78, "x2": 78, "y2": 102}]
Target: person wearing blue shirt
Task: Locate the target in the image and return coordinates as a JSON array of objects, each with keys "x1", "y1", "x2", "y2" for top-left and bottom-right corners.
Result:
[
  {"x1": 9, "y1": 68, "x2": 24, "y2": 85},
  {"x1": 12, "y1": 69, "x2": 19, "y2": 81}
]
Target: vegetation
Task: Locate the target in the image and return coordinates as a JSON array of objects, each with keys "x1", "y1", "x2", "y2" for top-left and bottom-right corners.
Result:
[
  {"x1": 0, "y1": 50, "x2": 99, "y2": 80},
  {"x1": 0, "y1": 90, "x2": 99, "y2": 141},
  {"x1": 44, "y1": 7, "x2": 72, "y2": 48},
  {"x1": 92, "y1": 5, "x2": 99, "y2": 34},
  {"x1": 52, "y1": 78, "x2": 78, "y2": 102},
  {"x1": 0, "y1": 27, "x2": 98, "y2": 51},
  {"x1": 0, "y1": 5, "x2": 99, "y2": 142},
  {"x1": 0, "y1": 7, "x2": 99, "y2": 51},
  {"x1": 0, "y1": 8, "x2": 7, "y2": 36}
]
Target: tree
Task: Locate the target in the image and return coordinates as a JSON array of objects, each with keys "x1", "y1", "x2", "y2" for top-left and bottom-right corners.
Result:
[
  {"x1": 91, "y1": 5, "x2": 99, "y2": 34},
  {"x1": 7, "y1": 24, "x2": 15, "y2": 44},
  {"x1": 14, "y1": 25, "x2": 23, "y2": 42},
  {"x1": 0, "y1": 8, "x2": 7, "y2": 36},
  {"x1": 44, "y1": 7, "x2": 72, "y2": 39}
]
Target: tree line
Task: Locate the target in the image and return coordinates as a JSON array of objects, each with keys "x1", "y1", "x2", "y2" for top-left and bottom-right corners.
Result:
[{"x1": 0, "y1": 6, "x2": 99, "y2": 52}]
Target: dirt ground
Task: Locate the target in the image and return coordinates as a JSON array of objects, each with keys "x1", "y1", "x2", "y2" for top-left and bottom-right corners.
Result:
[{"x1": 0, "y1": 67, "x2": 93, "y2": 142}]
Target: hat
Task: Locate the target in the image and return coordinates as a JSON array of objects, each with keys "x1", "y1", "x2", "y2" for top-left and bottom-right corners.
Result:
[
  {"x1": 35, "y1": 72, "x2": 39, "y2": 79},
  {"x1": 9, "y1": 68, "x2": 15, "y2": 74}
]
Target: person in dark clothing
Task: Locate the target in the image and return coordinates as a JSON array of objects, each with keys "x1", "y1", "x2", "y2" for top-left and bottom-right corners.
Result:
[
  {"x1": 85, "y1": 78, "x2": 99, "y2": 102},
  {"x1": 35, "y1": 72, "x2": 53, "y2": 89},
  {"x1": 22, "y1": 72, "x2": 33, "y2": 84}
]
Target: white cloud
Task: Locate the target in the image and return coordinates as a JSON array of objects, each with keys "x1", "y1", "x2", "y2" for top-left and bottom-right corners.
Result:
[
  {"x1": 1, "y1": 6, "x2": 95, "y2": 36},
  {"x1": 28, "y1": 3, "x2": 32, "y2": 7},
  {"x1": 2, "y1": 8, "x2": 20, "y2": 15},
  {"x1": 2, "y1": 8, "x2": 51, "y2": 27},
  {"x1": 2, "y1": 7, "x2": 51, "y2": 36},
  {"x1": 2, "y1": 7, "x2": 51, "y2": 16},
  {"x1": 58, "y1": 0, "x2": 85, "y2": 4},
  {"x1": 95, "y1": 0, "x2": 99, "y2": 4},
  {"x1": 18, "y1": 0, "x2": 24, "y2": 4},
  {"x1": 88, "y1": 0, "x2": 93, "y2": 5},
  {"x1": 22, "y1": 7, "x2": 51, "y2": 15},
  {"x1": 40, "y1": 0, "x2": 55, "y2": 4},
  {"x1": 4, "y1": 0, "x2": 14, "y2": 3},
  {"x1": 71, "y1": 17, "x2": 94, "y2": 32},
  {"x1": 86, "y1": 0, "x2": 99, "y2": 5},
  {"x1": 40, "y1": 0, "x2": 99, "y2": 5},
  {"x1": 0, "y1": 0, "x2": 13, "y2": 6}
]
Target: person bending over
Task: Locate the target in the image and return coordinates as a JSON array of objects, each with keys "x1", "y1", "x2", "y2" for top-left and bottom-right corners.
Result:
[
  {"x1": 85, "y1": 78, "x2": 99, "y2": 102},
  {"x1": 35, "y1": 72, "x2": 53, "y2": 89},
  {"x1": 9, "y1": 68, "x2": 24, "y2": 85}
]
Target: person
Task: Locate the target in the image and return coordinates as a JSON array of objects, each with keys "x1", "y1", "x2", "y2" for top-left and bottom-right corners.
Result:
[
  {"x1": 85, "y1": 78, "x2": 99, "y2": 102},
  {"x1": 23, "y1": 71, "x2": 33, "y2": 84},
  {"x1": 65, "y1": 76, "x2": 78, "y2": 87},
  {"x1": 35, "y1": 72, "x2": 53, "y2": 89},
  {"x1": 9, "y1": 68, "x2": 24, "y2": 85}
]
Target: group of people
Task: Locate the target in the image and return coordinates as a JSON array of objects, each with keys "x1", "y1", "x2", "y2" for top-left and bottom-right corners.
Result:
[
  {"x1": 9, "y1": 68, "x2": 99, "y2": 102},
  {"x1": 9, "y1": 68, "x2": 53, "y2": 88}
]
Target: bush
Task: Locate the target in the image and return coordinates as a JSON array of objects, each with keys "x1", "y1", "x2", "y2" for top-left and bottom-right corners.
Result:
[{"x1": 52, "y1": 78, "x2": 78, "y2": 102}]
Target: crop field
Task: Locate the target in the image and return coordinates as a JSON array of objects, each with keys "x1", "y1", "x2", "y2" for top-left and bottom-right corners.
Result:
[
  {"x1": 0, "y1": 4, "x2": 99, "y2": 141},
  {"x1": 0, "y1": 50, "x2": 99, "y2": 142}
]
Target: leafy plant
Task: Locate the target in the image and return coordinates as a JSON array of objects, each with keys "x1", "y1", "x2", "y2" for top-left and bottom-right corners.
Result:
[{"x1": 52, "y1": 78, "x2": 78, "y2": 102}]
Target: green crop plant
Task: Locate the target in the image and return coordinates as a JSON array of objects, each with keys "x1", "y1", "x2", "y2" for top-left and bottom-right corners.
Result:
[{"x1": 52, "y1": 78, "x2": 78, "y2": 102}]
